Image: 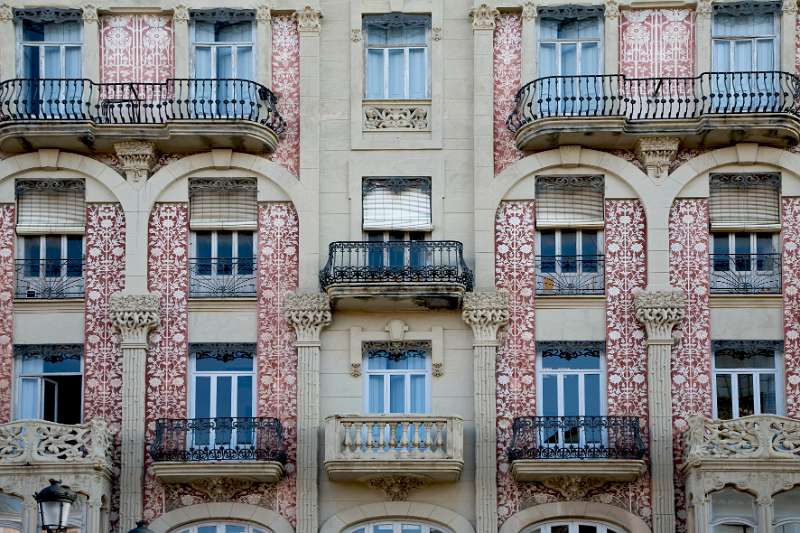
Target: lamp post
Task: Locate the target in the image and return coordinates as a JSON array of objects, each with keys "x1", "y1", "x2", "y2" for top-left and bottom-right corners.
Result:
[
  {"x1": 34, "y1": 479, "x2": 77, "y2": 533},
  {"x1": 128, "y1": 521, "x2": 155, "y2": 533}
]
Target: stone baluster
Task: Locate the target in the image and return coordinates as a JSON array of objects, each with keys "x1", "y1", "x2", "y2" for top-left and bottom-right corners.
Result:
[
  {"x1": 285, "y1": 292, "x2": 331, "y2": 533},
  {"x1": 463, "y1": 291, "x2": 510, "y2": 533},
  {"x1": 634, "y1": 289, "x2": 686, "y2": 533},
  {"x1": 109, "y1": 292, "x2": 160, "y2": 532}
]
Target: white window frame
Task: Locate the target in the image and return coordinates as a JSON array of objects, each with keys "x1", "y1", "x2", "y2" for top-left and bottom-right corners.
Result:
[
  {"x1": 523, "y1": 520, "x2": 625, "y2": 533},
  {"x1": 349, "y1": 521, "x2": 449, "y2": 533},
  {"x1": 13, "y1": 350, "x2": 83, "y2": 423},
  {"x1": 709, "y1": 488, "x2": 758, "y2": 533},
  {"x1": 711, "y1": 11, "x2": 778, "y2": 70},
  {"x1": 537, "y1": 229, "x2": 603, "y2": 269},
  {"x1": 363, "y1": 17, "x2": 431, "y2": 100},
  {"x1": 536, "y1": 16, "x2": 604, "y2": 77},
  {"x1": 711, "y1": 232, "x2": 779, "y2": 273},
  {"x1": 362, "y1": 345, "x2": 431, "y2": 415},
  {"x1": 190, "y1": 20, "x2": 256, "y2": 79},
  {"x1": 176, "y1": 522, "x2": 270, "y2": 533},
  {"x1": 189, "y1": 352, "x2": 257, "y2": 422},
  {"x1": 18, "y1": 234, "x2": 84, "y2": 263},
  {"x1": 712, "y1": 345, "x2": 783, "y2": 419},
  {"x1": 190, "y1": 230, "x2": 256, "y2": 260},
  {"x1": 17, "y1": 19, "x2": 83, "y2": 78}
]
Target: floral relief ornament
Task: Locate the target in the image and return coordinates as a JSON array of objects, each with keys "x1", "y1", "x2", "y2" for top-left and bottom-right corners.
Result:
[
  {"x1": 462, "y1": 291, "x2": 510, "y2": 342},
  {"x1": 256, "y1": 5, "x2": 271, "y2": 23},
  {"x1": 173, "y1": 5, "x2": 189, "y2": 23},
  {"x1": 82, "y1": 5, "x2": 98, "y2": 22},
  {"x1": 0, "y1": 5, "x2": 12, "y2": 22},
  {"x1": 295, "y1": 6, "x2": 322, "y2": 32},
  {"x1": 470, "y1": 4, "x2": 499, "y2": 30}
]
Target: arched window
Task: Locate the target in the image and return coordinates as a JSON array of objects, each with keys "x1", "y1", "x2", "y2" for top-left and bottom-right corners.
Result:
[
  {"x1": 710, "y1": 487, "x2": 757, "y2": 533},
  {"x1": 175, "y1": 523, "x2": 271, "y2": 533},
  {"x1": 0, "y1": 493, "x2": 23, "y2": 533},
  {"x1": 523, "y1": 520, "x2": 624, "y2": 533},
  {"x1": 773, "y1": 488, "x2": 800, "y2": 533},
  {"x1": 349, "y1": 521, "x2": 449, "y2": 533}
]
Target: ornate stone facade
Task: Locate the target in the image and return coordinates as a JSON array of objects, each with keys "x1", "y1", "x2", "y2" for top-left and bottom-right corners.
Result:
[
  {"x1": 0, "y1": 205, "x2": 13, "y2": 424},
  {"x1": 363, "y1": 104, "x2": 430, "y2": 130}
]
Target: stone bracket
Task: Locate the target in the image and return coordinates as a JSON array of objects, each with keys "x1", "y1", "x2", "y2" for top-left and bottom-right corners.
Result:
[{"x1": 635, "y1": 137, "x2": 681, "y2": 182}]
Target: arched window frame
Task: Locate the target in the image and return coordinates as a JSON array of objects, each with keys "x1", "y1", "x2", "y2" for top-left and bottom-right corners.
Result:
[
  {"x1": 348, "y1": 520, "x2": 450, "y2": 533},
  {"x1": 772, "y1": 487, "x2": 800, "y2": 533},
  {"x1": 708, "y1": 487, "x2": 758, "y2": 533},
  {"x1": 173, "y1": 522, "x2": 271, "y2": 533},
  {"x1": 522, "y1": 520, "x2": 625, "y2": 533}
]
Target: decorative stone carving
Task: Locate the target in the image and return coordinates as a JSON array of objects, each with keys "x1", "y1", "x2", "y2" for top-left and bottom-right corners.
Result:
[
  {"x1": 0, "y1": 419, "x2": 113, "y2": 469},
  {"x1": 432, "y1": 25, "x2": 442, "y2": 40},
  {"x1": 173, "y1": 5, "x2": 189, "y2": 23},
  {"x1": 351, "y1": 28, "x2": 362, "y2": 42},
  {"x1": 521, "y1": 1, "x2": 537, "y2": 20},
  {"x1": 633, "y1": 289, "x2": 686, "y2": 342},
  {"x1": 285, "y1": 292, "x2": 332, "y2": 343},
  {"x1": 385, "y1": 319, "x2": 409, "y2": 341},
  {"x1": 350, "y1": 362, "x2": 362, "y2": 378},
  {"x1": 114, "y1": 141, "x2": 157, "y2": 186},
  {"x1": 295, "y1": 6, "x2": 322, "y2": 32},
  {"x1": 363, "y1": 104, "x2": 430, "y2": 130},
  {"x1": 604, "y1": 0, "x2": 620, "y2": 19},
  {"x1": 109, "y1": 293, "x2": 161, "y2": 346},
  {"x1": 462, "y1": 291, "x2": 510, "y2": 343},
  {"x1": 783, "y1": 1, "x2": 798, "y2": 15},
  {"x1": 696, "y1": 0, "x2": 713, "y2": 17},
  {"x1": 0, "y1": 5, "x2": 12, "y2": 22},
  {"x1": 539, "y1": 475, "x2": 607, "y2": 499},
  {"x1": 81, "y1": 4, "x2": 98, "y2": 22},
  {"x1": 635, "y1": 137, "x2": 680, "y2": 182},
  {"x1": 256, "y1": 4, "x2": 271, "y2": 23},
  {"x1": 187, "y1": 478, "x2": 257, "y2": 500},
  {"x1": 367, "y1": 476, "x2": 429, "y2": 501},
  {"x1": 470, "y1": 4, "x2": 499, "y2": 30},
  {"x1": 685, "y1": 415, "x2": 800, "y2": 462}
]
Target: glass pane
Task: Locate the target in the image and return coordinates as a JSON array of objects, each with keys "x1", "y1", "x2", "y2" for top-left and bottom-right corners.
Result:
[
  {"x1": 540, "y1": 231, "x2": 556, "y2": 272},
  {"x1": 387, "y1": 49, "x2": 405, "y2": 98},
  {"x1": 368, "y1": 375, "x2": 385, "y2": 413},
  {"x1": 408, "y1": 48, "x2": 426, "y2": 99},
  {"x1": 24, "y1": 237, "x2": 41, "y2": 277},
  {"x1": 584, "y1": 374, "x2": 601, "y2": 417},
  {"x1": 582, "y1": 231, "x2": 598, "y2": 273},
  {"x1": 712, "y1": 40, "x2": 731, "y2": 71},
  {"x1": 542, "y1": 375, "x2": 558, "y2": 416},
  {"x1": 759, "y1": 374, "x2": 776, "y2": 414},
  {"x1": 735, "y1": 233, "x2": 751, "y2": 271},
  {"x1": 389, "y1": 375, "x2": 406, "y2": 413},
  {"x1": 551, "y1": 525, "x2": 569, "y2": 533},
  {"x1": 66, "y1": 235, "x2": 82, "y2": 277},
  {"x1": 237, "y1": 376, "x2": 253, "y2": 417},
  {"x1": 217, "y1": 231, "x2": 233, "y2": 275},
  {"x1": 542, "y1": 348, "x2": 601, "y2": 370},
  {"x1": 564, "y1": 375, "x2": 579, "y2": 417},
  {"x1": 43, "y1": 355, "x2": 81, "y2": 373},
  {"x1": 410, "y1": 375, "x2": 425, "y2": 413},
  {"x1": 366, "y1": 23, "x2": 388, "y2": 45},
  {"x1": 402, "y1": 525, "x2": 422, "y2": 533},
  {"x1": 236, "y1": 46, "x2": 253, "y2": 80},
  {"x1": 195, "y1": 47, "x2": 213, "y2": 78},
  {"x1": 64, "y1": 46, "x2": 81, "y2": 78},
  {"x1": 43, "y1": 378, "x2": 57, "y2": 421},
  {"x1": 579, "y1": 526, "x2": 598, "y2": 533},
  {"x1": 20, "y1": 377, "x2": 39, "y2": 419},
  {"x1": 196, "y1": 232, "x2": 213, "y2": 275},
  {"x1": 217, "y1": 46, "x2": 233, "y2": 78},
  {"x1": 197, "y1": 527, "x2": 217, "y2": 533},
  {"x1": 716, "y1": 374, "x2": 733, "y2": 420},
  {"x1": 756, "y1": 234, "x2": 774, "y2": 271},
  {"x1": 216, "y1": 376, "x2": 233, "y2": 445},
  {"x1": 225, "y1": 525, "x2": 246, "y2": 533},
  {"x1": 45, "y1": 236, "x2": 61, "y2": 277},
  {"x1": 738, "y1": 373, "x2": 755, "y2": 417},
  {"x1": 756, "y1": 39, "x2": 774, "y2": 70},
  {"x1": 734, "y1": 40, "x2": 753, "y2": 71},
  {"x1": 23, "y1": 20, "x2": 45, "y2": 42},
  {"x1": 539, "y1": 42, "x2": 557, "y2": 77},
  {"x1": 560, "y1": 43, "x2": 578, "y2": 77},
  {"x1": 237, "y1": 232, "x2": 254, "y2": 275},
  {"x1": 561, "y1": 230, "x2": 577, "y2": 272},
  {"x1": 195, "y1": 355, "x2": 254, "y2": 372},
  {"x1": 366, "y1": 49, "x2": 386, "y2": 99},
  {"x1": 195, "y1": 377, "x2": 211, "y2": 418},
  {"x1": 578, "y1": 17, "x2": 601, "y2": 39},
  {"x1": 557, "y1": 19, "x2": 580, "y2": 39},
  {"x1": 44, "y1": 46, "x2": 62, "y2": 78},
  {"x1": 712, "y1": 487, "x2": 757, "y2": 522},
  {"x1": 580, "y1": 42, "x2": 600, "y2": 76},
  {"x1": 374, "y1": 525, "x2": 394, "y2": 533},
  {"x1": 774, "y1": 489, "x2": 800, "y2": 522}
]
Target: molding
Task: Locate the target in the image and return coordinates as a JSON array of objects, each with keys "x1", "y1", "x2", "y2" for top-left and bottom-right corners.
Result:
[
  {"x1": 150, "y1": 461, "x2": 284, "y2": 484},
  {"x1": 462, "y1": 291, "x2": 509, "y2": 344},
  {"x1": 320, "y1": 502, "x2": 475, "y2": 533},
  {"x1": 109, "y1": 292, "x2": 160, "y2": 346},
  {"x1": 366, "y1": 475, "x2": 430, "y2": 501},
  {"x1": 13, "y1": 299, "x2": 84, "y2": 313},
  {"x1": 633, "y1": 289, "x2": 686, "y2": 342},
  {"x1": 114, "y1": 141, "x2": 157, "y2": 187},
  {"x1": 349, "y1": 321, "x2": 444, "y2": 377},
  {"x1": 284, "y1": 292, "x2": 332, "y2": 343},
  {"x1": 148, "y1": 503, "x2": 294, "y2": 533}
]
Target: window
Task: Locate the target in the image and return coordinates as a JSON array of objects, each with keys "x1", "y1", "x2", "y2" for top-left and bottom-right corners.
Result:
[
  {"x1": 711, "y1": 232, "x2": 779, "y2": 294},
  {"x1": 175, "y1": 523, "x2": 270, "y2": 533},
  {"x1": 0, "y1": 493, "x2": 23, "y2": 533},
  {"x1": 709, "y1": 173, "x2": 781, "y2": 231},
  {"x1": 713, "y1": 341, "x2": 782, "y2": 419},
  {"x1": 712, "y1": 6, "x2": 777, "y2": 72},
  {"x1": 364, "y1": 14, "x2": 430, "y2": 100},
  {"x1": 363, "y1": 177, "x2": 432, "y2": 232},
  {"x1": 524, "y1": 521, "x2": 623, "y2": 533},
  {"x1": 16, "y1": 179, "x2": 85, "y2": 234},
  {"x1": 190, "y1": 344, "x2": 256, "y2": 448},
  {"x1": 710, "y1": 488, "x2": 757, "y2": 533},
  {"x1": 773, "y1": 488, "x2": 800, "y2": 533},
  {"x1": 538, "y1": 229, "x2": 603, "y2": 295},
  {"x1": 537, "y1": 342, "x2": 605, "y2": 447},
  {"x1": 364, "y1": 341, "x2": 430, "y2": 414},
  {"x1": 349, "y1": 521, "x2": 448, "y2": 533},
  {"x1": 14, "y1": 344, "x2": 82, "y2": 424}
]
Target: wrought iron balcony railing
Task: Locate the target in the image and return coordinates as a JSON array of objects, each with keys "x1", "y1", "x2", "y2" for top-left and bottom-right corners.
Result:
[
  {"x1": 536, "y1": 255, "x2": 605, "y2": 295},
  {"x1": 508, "y1": 416, "x2": 646, "y2": 461},
  {"x1": 150, "y1": 417, "x2": 286, "y2": 463},
  {"x1": 319, "y1": 240, "x2": 473, "y2": 291},
  {"x1": 15, "y1": 259, "x2": 84, "y2": 299},
  {"x1": 709, "y1": 253, "x2": 781, "y2": 294},
  {"x1": 189, "y1": 257, "x2": 257, "y2": 298},
  {"x1": 508, "y1": 71, "x2": 800, "y2": 132},
  {"x1": 0, "y1": 78, "x2": 285, "y2": 132}
]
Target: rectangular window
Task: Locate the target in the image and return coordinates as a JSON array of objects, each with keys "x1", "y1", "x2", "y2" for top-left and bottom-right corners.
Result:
[
  {"x1": 14, "y1": 344, "x2": 83, "y2": 424},
  {"x1": 190, "y1": 230, "x2": 256, "y2": 297},
  {"x1": 364, "y1": 14, "x2": 431, "y2": 100},
  {"x1": 535, "y1": 175, "x2": 604, "y2": 228},
  {"x1": 192, "y1": 16, "x2": 254, "y2": 80},
  {"x1": 17, "y1": 235, "x2": 84, "y2": 299},
  {"x1": 537, "y1": 229, "x2": 603, "y2": 295},
  {"x1": 712, "y1": 341, "x2": 782, "y2": 419},
  {"x1": 709, "y1": 173, "x2": 781, "y2": 231},
  {"x1": 362, "y1": 177, "x2": 432, "y2": 232},
  {"x1": 364, "y1": 341, "x2": 430, "y2": 414},
  {"x1": 16, "y1": 179, "x2": 85, "y2": 234}
]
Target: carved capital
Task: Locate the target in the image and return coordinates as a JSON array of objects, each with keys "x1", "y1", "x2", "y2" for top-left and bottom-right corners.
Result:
[
  {"x1": 470, "y1": 4, "x2": 499, "y2": 30},
  {"x1": 784, "y1": 1, "x2": 799, "y2": 15},
  {"x1": 256, "y1": 4, "x2": 271, "y2": 23},
  {"x1": 635, "y1": 137, "x2": 680, "y2": 182},
  {"x1": 285, "y1": 292, "x2": 332, "y2": 343},
  {"x1": 295, "y1": 6, "x2": 322, "y2": 32},
  {"x1": 521, "y1": 1, "x2": 537, "y2": 20},
  {"x1": 114, "y1": 141, "x2": 157, "y2": 186},
  {"x1": 173, "y1": 5, "x2": 189, "y2": 23},
  {"x1": 633, "y1": 289, "x2": 686, "y2": 343},
  {"x1": 696, "y1": 0, "x2": 713, "y2": 18},
  {"x1": 367, "y1": 476, "x2": 429, "y2": 501},
  {"x1": 109, "y1": 293, "x2": 160, "y2": 346},
  {"x1": 82, "y1": 5, "x2": 98, "y2": 22},
  {"x1": 604, "y1": 0, "x2": 620, "y2": 19},
  {"x1": 462, "y1": 291, "x2": 509, "y2": 344},
  {"x1": 0, "y1": 5, "x2": 12, "y2": 22},
  {"x1": 540, "y1": 476, "x2": 607, "y2": 499}
]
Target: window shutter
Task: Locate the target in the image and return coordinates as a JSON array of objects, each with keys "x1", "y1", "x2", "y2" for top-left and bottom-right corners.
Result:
[
  {"x1": 362, "y1": 178, "x2": 432, "y2": 232},
  {"x1": 189, "y1": 178, "x2": 258, "y2": 230},
  {"x1": 535, "y1": 175, "x2": 604, "y2": 228},
  {"x1": 15, "y1": 179, "x2": 85, "y2": 234},
  {"x1": 709, "y1": 173, "x2": 781, "y2": 230}
]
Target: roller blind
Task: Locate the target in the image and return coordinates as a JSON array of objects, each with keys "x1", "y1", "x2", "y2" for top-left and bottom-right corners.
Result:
[
  {"x1": 535, "y1": 175, "x2": 604, "y2": 228},
  {"x1": 362, "y1": 177, "x2": 432, "y2": 231},
  {"x1": 709, "y1": 173, "x2": 780, "y2": 230},
  {"x1": 189, "y1": 178, "x2": 257, "y2": 230},
  {"x1": 15, "y1": 179, "x2": 85, "y2": 234}
]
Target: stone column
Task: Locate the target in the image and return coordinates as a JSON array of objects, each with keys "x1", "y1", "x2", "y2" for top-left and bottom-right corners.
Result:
[
  {"x1": 82, "y1": 5, "x2": 100, "y2": 81},
  {"x1": 603, "y1": 0, "x2": 620, "y2": 73},
  {"x1": 756, "y1": 496, "x2": 772, "y2": 533},
  {"x1": 0, "y1": 5, "x2": 14, "y2": 80},
  {"x1": 256, "y1": 5, "x2": 272, "y2": 88},
  {"x1": 285, "y1": 293, "x2": 332, "y2": 533},
  {"x1": 695, "y1": 0, "x2": 712, "y2": 75},
  {"x1": 109, "y1": 293, "x2": 160, "y2": 532},
  {"x1": 173, "y1": 6, "x2": 190, "y2": 78},
  {"x1": 634, "y1": 290, "x2": 686, "y2": 533},
  {"x1": 462, "y1": 291, "x2": 509, "y2": 533}
]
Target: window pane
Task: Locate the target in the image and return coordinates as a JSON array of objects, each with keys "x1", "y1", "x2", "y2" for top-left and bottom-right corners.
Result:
[
  {"x1": 580, "y1": 42, "x2": 600, "y2": 76},
  {"x1": 374, "y1": 525, "x2": 394, "y2": 533},
  {"x1": 23, "y1": 20, "x2": 45, "y2": 41},
  {"x1": 564, "y1": 375, "x2": 579, "y2": 418},
  {"x1": 539, "y1": 42, "x2": 557, "y2": 78},
  {"x1": 759, "y1": 374, "x2": 776, "y2": 414},
  {"x1": 540, "y1": 231, "x2": 556, "y2": 272},
  {"x1": 560, "y1": 43, "x2": 577, "y2": 77},
  {"x1": 715, "y1": 350, "x2": 775, "y2": 369},
  {"x1": 584, "y1": 374, "x2": 600, "y2": 417},
  {"x1": 66, "y1": 235, "x2": 82, "y2": 277},
  {"x1": 43, "y1": 356, "x2": 80, "y2": 373},
  {"x1": 578, "y1": 17, "x2": 601, "y2": 39},
  {"x1": 551, "y1": 524, "x2": 569, "y2": 533},
  {"x1": 24, "y1": 237, "x2": 41, "y2": 276},
  {"x1": 237, "y1": 376, "x2": 253, "y2": 417},
  {"x1": 217, "y1": 231, "x2": 233, "y2": 275},
  {"x1": 217, "y1": 47, "x2": 233, "y2": 79},
  {"x1": 561, "y1": 230, "x2": 577, "y2": 272},
  {"x1": 712, "y1": 487, "x2": 757, "y2": 522},
  {"x1": 20, "y1": 377, "x2": 39, "y2": 419},
  {"x1": 542, "y1": 374, "x2": 558, "y2": 417},
  {"x1": 64, "y1": 46, "x2": 81, "y2": 78},
  {"x1": 196, "y1": 232, "x2": 212, "y2": 275},
  {"x1": 195, "y1": 376, "x2": 211, "y2": 418},
  {"x1": 195, "y1": 355, "x2": 254, "y2": 372},
  {"x1": 387, "y1": 49, "x2": 405, "y2": 98},
  {"x1": 735, "y1": 232, "x2": 751, "y2": 271},
  {"x1": 579, "y1": 526, "x2": 598, "y2": 533},
  {"x1": 733, "y1": 40, "x2": 753, "y2": 71},
  {"x1": 582, "y1": 231, "x2": 598, "y2": 273},
  {"x1": 366, "y1": 49, "x2": 385, "y2": 99},
  {"x1": 389, "y1": 374, "x2": 406, "y2": 413},
  {"x1": 225, "y1": 525, "x2": 246, "y2": 533},
  {"x1": 756, "y1": 234, "x2": 774, "y2": 271},
  {"x1": 410, "y1": 375, "x2": 425, "y2": 413},
  {"x1": 716, "y1": 374, "x2": 733, "y2": 419},
  {"x1": 236, "y1": 46, "x2": 253, "y2": 80},
  {"x1": 44, "y1": 46, "x2": 62, "y2": 78},
  {"x1": 408, "y1": 48, "x2": 426, "y2": 99},
  {"x1": 45, "y1": 236, "x2": 61, "y2": 277},
  {"x1": 195, "y1": 47, "x2": 213, "y2": 78},
  {"x1": 43, "y1": 379, "x2": 57, "y2": 421},
  {"x1": 755, "y1": 39, "x2": 774, "y2": 70},
  {"x1": 216, "y1": 376, "x2": 232, "y2": 417},
  {"x1": 542, "y1": 349, "x2": 600, "y2": 370},
  {"x1": 738, "y1": 373, "x2": 755, "y2": 417},
  {"x1": 368, "y1": 375, "x2": 384, "y2": 413},
  {"x1": 712, "y1": 40, "x2": 730, "y2": 71},
  {"x1": 237, "y1": 232, "x2": 254, "y2": 275},
  {"x1": 402, "y1": 525, "x2": 422, "y2": 533}
]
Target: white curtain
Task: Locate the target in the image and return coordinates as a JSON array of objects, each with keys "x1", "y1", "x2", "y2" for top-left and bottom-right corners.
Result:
[{"x1": 368, "y1": 375, "x2": 384, "y2": 413}]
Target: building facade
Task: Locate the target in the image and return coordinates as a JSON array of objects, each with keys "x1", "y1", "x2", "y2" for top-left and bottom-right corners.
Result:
[{"x1": 0, "y1": 1, "x2": 799, "y2": 533}]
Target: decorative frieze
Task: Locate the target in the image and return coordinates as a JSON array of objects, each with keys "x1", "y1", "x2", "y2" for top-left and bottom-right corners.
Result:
[
  {"x1": 114, "y1": 141, "x2": 157, "y2": 186},
  {"x1": 295, "y1": 6, "x2": 321, "y2": 32},
  {"x1": 363, "y1": 103, "x2": 430, "y2": 131},
  {"x1": 109, "y1": 293, "x2": 160, "y2": 346},
  {"x1": 285, "y1": 292, "x2": 332, "y2": 343},
  {"x1": 367, "y1": 476, "x2": 429, "y2": 501},
  {"x1": 470, "y1": 4, "x2": 499, "y2": 30},
  {"x1": 539, "y1": 476, "x2": 608, "y2": 499},
  {"x1": 635, "y1": 137, "x2": 680, "y2": 182}
]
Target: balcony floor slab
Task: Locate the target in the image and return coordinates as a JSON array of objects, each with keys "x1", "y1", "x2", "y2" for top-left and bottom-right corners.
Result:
[
  {"x1": 151, "y1": 461, "x2": 284, "y2": 484},
  {"x1": 510, "y1": 459, "x2": 646, "y2": 482},
  {"x1": 324, "y1": 459, "x2": 464, "y2": 482}
]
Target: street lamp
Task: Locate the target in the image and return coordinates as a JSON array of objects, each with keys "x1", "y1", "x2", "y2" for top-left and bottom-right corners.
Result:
[
  {"x1": 34, "y1": 479, "x2": 77, "y2": 533},
  {"x1": 128, "y1": 521, "x2": 155, "y2": 533}
]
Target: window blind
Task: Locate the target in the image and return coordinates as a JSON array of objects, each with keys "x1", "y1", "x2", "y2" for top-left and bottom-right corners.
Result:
[
  {"x1": 189, "y1": 178, "x2": 257, "y2": 230},
  {"x1": 709, "y1": 173, "x2": 780, "y2": 230},
  {"x1": 535, "y1": 175, "x2": 604, "y2": 228},
  {"x1": 362, "y1": 177, "x2": 432, "y2": 231},
  {"x1": 15, "y1": 179, "x2": 85, "y2": 234}
]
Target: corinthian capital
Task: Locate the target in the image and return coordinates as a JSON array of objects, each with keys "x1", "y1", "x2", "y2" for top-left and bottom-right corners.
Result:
[
  {"x1": 295, "y1": 6, "x2": 322, "y2": 32},
  {"x1": 633, "y1": 289, "x2": 686, "y2": 343},
  {"x1": 470, "y1": 4, "x2": 499, "y2": 30},
  {"x1": 462, "y1": 291, "x2": 509, "y2": 344},
  {"x1": 109, "y1": 293, "x2": 160, "y2": 346},
  {"x1": 285, "y1": 292, "x2": 332, "y2": 343}
]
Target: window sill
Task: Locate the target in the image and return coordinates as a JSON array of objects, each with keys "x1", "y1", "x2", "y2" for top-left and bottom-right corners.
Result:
[{"x1": 709, "y1": 294, "x2": 783, "y2": 308}]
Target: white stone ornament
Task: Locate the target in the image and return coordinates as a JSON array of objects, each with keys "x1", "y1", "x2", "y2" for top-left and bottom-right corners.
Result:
[
  {"x1": 636, "y1": 137, "x2": 680, "y2": 182},
  {"x1": 470, "y1": 4, "x2": 499, "y2": 30}
]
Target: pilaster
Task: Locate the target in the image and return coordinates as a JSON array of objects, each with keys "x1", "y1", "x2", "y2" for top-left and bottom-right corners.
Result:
[
  {"x1": 696, "y1": 0, "x2": 712, "y2": 75},
  {"x1": 0, "y1": 5, "x2": 13, "y2": 80},
  {"x1": 285, "y1": 292, "x2": 332, "y2": 533},
  {"x1": 603, "y1": 0, "x2": 619, "y2": 73},
  {"x1": 520, "y1": 2, "x2": 538, "y2": 83},
  {"x1": 462, "y1": 291, "x2": 509, "y2": 533},
  {"x1": 82, "y1": 5, "x2": 100, "y2": 81},
  {"x1": 780, "y1": 1, "x2": 798, "y2": 72},
  {"x1": 634, "y1": 289, "x2": 686, "y2": 533},
  {"x1": 109, "y1": 293, "x2": 160, "y2": 532},
  {"x1": 256, "y1": 5, "x2": 272, "y2": 87},
  {"x1": 173, "y1": 6, "x2": 190, "y2": 78}
]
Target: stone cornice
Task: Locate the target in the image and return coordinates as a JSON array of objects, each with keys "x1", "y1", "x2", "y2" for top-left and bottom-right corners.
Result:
[
  {"x1": 462, "y1": 291, "x2": 509, "y2": 343},
  {"x1": 633, "y1": 289, "x2": 686, "y2": 342},
  {"x1": 109, "y1": 292, "x2": 160, "y2": 346},
  {"x1": 285, "y1": 292, "x2": 332, "y2": 343}
]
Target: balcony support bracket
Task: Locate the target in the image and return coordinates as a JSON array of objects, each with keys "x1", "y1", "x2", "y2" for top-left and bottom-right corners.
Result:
[
  {"x1": 635, "y1": 137, "x2": 680, "y2": 182},
  {"x1": 366, "y1": 475, "x2": 430, "y2": 501},
  {"x1": 114, "y1": 141, "x2": 157, "y2": 187}
]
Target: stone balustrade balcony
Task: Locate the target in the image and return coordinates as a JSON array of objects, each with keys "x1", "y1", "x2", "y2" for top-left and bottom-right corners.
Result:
[
  {"x1": 0, "y1": 418, "x2": 113, "y2": 469},
  {"x1": 324, "y1": 415, "x2": 464, "y2": 483}
]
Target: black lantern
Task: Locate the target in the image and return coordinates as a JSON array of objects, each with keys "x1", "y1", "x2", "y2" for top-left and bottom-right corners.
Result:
[
  {"x1": 34, "y1": 479, "x2": 76, "y2": 533},
  {"x1": 128, "y1": 521, "x2": 155, "y2": 533}
]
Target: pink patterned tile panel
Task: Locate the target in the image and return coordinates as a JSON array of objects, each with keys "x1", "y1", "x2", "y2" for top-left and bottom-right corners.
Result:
[
  {"x1": 100, "y1": 15, "x2": 174, "y2": 83},
  {"x1": 493, "y1": 14, "x2": 524, "y2": 177},
  {"x1": 796, "y1": 13, "x2": 800, "y2": 76},
  {"x1": 619, "y1": 9, "x2": 695, "y2": 78},
  {"x1": 0, "y1": 205, "x2": 13, "y2": 424},
  {"x1": 494, "y1": 201, "x2": 537, "y2": 525},
  {"x1": 270, "y1": 16, "x2": 300, "y2": 178},
  {"x1": 143, "y1": 203, "x2": 190, "y2": 521},
  {"x1": 256, "y1": 203, "x2": 300, "y2": 526},
  {"x1": 783, "y1": 197, "x2": 800, "y2": 417}
]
